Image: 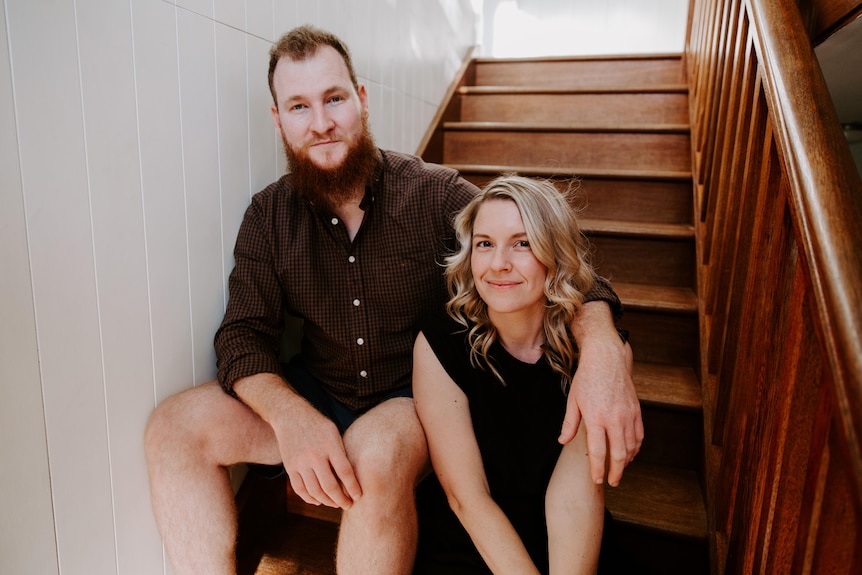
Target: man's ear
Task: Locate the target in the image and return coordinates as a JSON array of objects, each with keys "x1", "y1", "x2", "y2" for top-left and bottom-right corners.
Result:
[
  {"x1": 357, "y1": 84, "x2": 368, "y2": 111},
  {"x1": 271, "y1": 104, "x2": 281, "y2": 130}
]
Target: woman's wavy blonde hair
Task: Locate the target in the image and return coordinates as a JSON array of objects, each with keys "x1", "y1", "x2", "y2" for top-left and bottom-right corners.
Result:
[{"x1": 445, "y1": 174, "x2": 594, "y2": 390}]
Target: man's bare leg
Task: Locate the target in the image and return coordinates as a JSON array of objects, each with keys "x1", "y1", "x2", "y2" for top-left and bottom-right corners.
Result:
[
  {"x1": 144, "y1": 381, "x2": 282, "y2": 575},
  {"x1": 336, "y1": 397, "x2": 430, "y2": 575}
]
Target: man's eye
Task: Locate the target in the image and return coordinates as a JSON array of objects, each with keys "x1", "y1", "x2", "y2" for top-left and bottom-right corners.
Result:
[{"x1": 329, "y1": 95, "x2": 344, "y2": 104}]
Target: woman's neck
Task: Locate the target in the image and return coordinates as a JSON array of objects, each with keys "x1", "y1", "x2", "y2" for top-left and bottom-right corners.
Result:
[{"x1": 491, "y1": 311, "x2": 545, "y2": 364}]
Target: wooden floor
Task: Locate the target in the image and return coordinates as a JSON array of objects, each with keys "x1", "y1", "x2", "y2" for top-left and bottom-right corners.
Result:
[{"x1": 239, "y1": 514, "x2": 338, "y2": 575}]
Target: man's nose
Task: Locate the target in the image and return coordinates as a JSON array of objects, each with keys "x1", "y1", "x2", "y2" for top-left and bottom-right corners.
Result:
[{"x1": 310, "y1": 105, "x2": 334, "y2": 134}]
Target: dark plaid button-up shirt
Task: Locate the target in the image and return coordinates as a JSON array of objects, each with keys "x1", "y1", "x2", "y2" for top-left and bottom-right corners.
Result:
[{"x1": 215, "y1": 150, "x2": 621, "y2": 411}]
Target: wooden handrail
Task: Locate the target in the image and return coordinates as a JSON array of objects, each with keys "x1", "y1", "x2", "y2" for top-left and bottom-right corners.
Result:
[
  {"x1": 749, "y1": 0, "x2": 862, "y2": 496},
  {"x1": 687, "y1": 0, "x2": 862, "y2": 571}
]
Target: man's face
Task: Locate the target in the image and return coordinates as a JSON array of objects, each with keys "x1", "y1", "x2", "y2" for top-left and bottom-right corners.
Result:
[{"x1": 270, "y1": 46, "x2": 368, "y2": 172}]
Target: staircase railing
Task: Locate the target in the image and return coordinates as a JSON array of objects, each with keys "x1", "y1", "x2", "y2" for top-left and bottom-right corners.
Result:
[{"x1": 686, "y1": 0, "x2": 862, "y2": 572}]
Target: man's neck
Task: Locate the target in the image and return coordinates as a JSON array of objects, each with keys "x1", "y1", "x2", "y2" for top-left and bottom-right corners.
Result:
[{"x1": 333, "y1": 188, "x2": 366, "y2": 241}]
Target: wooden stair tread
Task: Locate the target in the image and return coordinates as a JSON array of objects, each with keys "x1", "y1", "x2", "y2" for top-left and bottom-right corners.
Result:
[
  {"x1": 605, "y1": 461, "x2": 707, "y2": 540},
  {"x1": 633, "y1": 361, "x2": 702, "y2": 411},
  {"x1": 581, "y1": 218, "x2": 695, "y2": 240},
  {"x1": 614, "y1": 281, "x2": 698, "y2": 314},
  {"x1": 460, "y1": 84, "x2": 688, "y2": 95},
  {"x1": 446, "y1": 163, "x2": 693, "y2": 181},
  {"x1": 444, "y1": 121, "x2": 690, "y2": 134}
]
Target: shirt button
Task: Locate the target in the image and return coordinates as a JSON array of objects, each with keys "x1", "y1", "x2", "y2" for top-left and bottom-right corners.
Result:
[
  {"x1": 353, "y1": 299, "x2": 360, "y2": 306},
  {"x1": 331, "y1": 217, "x2": 339, "y2": 225},
  {"x1": 360, "y1": 370, "x2": 368, "y2": 378},
  {"x1": 348, "y1": 256, "x2": 356, "y2": 263},
  {"x1": 357, "y1": 338, "x2": 364, "y2": 345}
]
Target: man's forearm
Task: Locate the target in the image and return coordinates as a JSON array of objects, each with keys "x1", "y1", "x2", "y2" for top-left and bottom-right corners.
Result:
[
  {"x1": 232, "y1": 372, "x2": 306, "y2": 427},
  {"x1": 572, "y1": 300, "x2": 620, "y2": 347}
]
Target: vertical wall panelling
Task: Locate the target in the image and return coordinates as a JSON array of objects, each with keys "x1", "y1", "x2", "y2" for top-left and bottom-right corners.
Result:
[
  {"x1": 246, "y1": 35, "x2": 279, "y2": 200},
  {"x1": 2, "y1": 1, "x2": 480, "y2": 572},
  {"x1": 0, "y1": 1, "x2": 59, "y2": 573},
  {"x1": 176, "y1": 0, "x2": 213, "y2": 20},
  {"x1": 76, "y1": 0, "x2": 164, "y2": 572},
  {"x1": 214, "y1": 0, "x2": 244, "y2": 31},
  {"x1": 245, "y1": 0, "x2": 274, "y2": 41},
  {"x1": 177, "y1": 10, "x2": 222, "y2": 385},
  {"x1": 6, "y1": 0, "x2": 117, "y2": 572},
  {"x1": 216, "y1": 24, "x2": 251, "y2": 306},
  {"x1": 131, "y1": 0, "x2": 194, "y2": 407}
]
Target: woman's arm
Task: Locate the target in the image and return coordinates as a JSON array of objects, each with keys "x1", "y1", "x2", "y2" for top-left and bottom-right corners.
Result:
[
  {"x1": 413, "y1": 332, "x2": 540, "y2": 575},
  {"x1": 546, "y1": 421, "x2": 605, "y2": 575}
]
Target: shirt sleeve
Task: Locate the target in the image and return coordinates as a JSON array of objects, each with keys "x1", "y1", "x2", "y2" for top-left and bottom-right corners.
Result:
[
  {"x1": 214, "y1": 198, "x2": 285, "y2": 396},
  {"x1": 582, "y1": 273, "x2": 623, "y2": 322}
]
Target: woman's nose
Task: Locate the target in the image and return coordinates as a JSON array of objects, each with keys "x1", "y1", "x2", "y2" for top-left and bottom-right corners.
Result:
[{"x1": 491, "y1": 248, "x2": 511, "y2": 271}]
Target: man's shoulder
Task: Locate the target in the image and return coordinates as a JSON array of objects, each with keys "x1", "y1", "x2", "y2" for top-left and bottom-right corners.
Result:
[
  {"x1": 380, "y1": 149, "x2": 461, "y2": 182},
  {"x1": 251, "y1": 173, "x2": 294, "y2": 204}
]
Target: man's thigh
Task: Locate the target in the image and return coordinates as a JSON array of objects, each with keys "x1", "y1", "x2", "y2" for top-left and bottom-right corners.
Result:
[{"x1": 149, "y1": 380, "x2": 282, "y2": 467}]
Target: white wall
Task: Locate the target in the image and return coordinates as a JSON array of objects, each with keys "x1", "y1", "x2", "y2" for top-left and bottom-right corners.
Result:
[
  {"x1": 0, "y1": 0, "x2": 476, "y2": 573},
  {"x1": 481, "y1": 0, "x2": 690, "y2": 57}
]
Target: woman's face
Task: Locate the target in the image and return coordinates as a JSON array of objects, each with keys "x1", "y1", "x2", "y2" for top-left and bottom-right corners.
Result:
[{"x1": 471, "y1": 199, "x2": 548, "y2": 319}]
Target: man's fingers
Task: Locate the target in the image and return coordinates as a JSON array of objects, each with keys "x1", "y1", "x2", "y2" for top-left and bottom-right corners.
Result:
[
  {"x1": 558, "y1": 406, "x2": 582, "y2": 445},
  {"x1": 586, "y1": 427, "x2": 607, "y2": 485},
  {"x1": 330, "y1": 451, "x2": 362, "y2": 502},
  {"x1": 287, "y1": 465, "x2": 345, "y2": 508}
]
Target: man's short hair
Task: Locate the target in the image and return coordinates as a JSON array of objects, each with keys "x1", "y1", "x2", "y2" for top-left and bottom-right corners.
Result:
[{"x1": 268, "y1": 25, "x2": 360, "y2": 107}]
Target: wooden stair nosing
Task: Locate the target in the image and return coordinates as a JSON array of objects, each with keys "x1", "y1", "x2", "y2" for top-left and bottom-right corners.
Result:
[
  {"x1": 604, "y1": 461, "x2": 707, "y2": 541},
  {"x1": 444, "y1": 121, "x2": 691, "y2": 134},
  {"x1": 459, "y1": 84, "x2": 689, "y2": 95},
  {"x1": 614, "y1": 281, "x2": 698, "y2": 315},
  {"x1": 632, "y1": 361, "x2": 702, "y2": 412},
  {"x1": 446, "y1": 163, "x2": 693, "y2": 182},
  {"x1": 581, "y1": 218, "x2": 695, "y2": 241}
]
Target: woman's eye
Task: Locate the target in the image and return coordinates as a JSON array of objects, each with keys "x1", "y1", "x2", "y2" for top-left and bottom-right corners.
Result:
[
  {"x1": 475, "y1": 240, "x2": 492, "y2": 248},
  {"x1": 516, "y1": 240, "x2": 531, "y2": 248}
]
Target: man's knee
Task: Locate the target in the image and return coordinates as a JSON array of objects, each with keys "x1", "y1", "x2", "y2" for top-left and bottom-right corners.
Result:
[
  {"x1": 345, "y1": 398, "x2": 428, "y2": 492},
  {"x1": 144, "y1": 383, "x2": 218, "y2": 464}
]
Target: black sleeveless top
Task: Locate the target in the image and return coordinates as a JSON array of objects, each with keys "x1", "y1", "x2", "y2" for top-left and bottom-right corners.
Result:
[{"x1": 413, "y1": 313, "x2": 569, "y2": 574}]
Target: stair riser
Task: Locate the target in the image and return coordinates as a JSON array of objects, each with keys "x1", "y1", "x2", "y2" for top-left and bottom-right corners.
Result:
[
  {"x1": 461, "y1": 92, "x2": 690, "y2": 125},
  {"x1": 460, "y1": 173, "x2": 694, "y2": 225},
  {"x1": 588, "y1": 235, "x2": 696, "y2": 287},
  {"x1": 637, "y1": 406, "x2": 703, "y2": 469},
  {"x1": 474, "y1": 58, "x2": 684, "y2": 88},
  {"x1": 443, "y1": 131, "x2": 691, "y2": 173},
  {"x1": 610, "y1": 525, "x2": 709, "y2": 575},
  {"x1": 617, "y1": 309, "x2": 699, "y2": 367}
]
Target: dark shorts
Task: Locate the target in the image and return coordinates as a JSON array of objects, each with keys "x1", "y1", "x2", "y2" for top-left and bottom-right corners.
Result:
[{"x1": 248, "y1": 356, "x2": 413, "y2": 479}]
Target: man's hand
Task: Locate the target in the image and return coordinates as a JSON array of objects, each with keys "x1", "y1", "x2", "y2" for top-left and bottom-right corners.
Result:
[
  {"x1": 233, "y1": 373, "x2": 362, "y2": 508},
  {"x1": 273, "y1": 401, "x2": 362, "y2": 508},
  {"x1": 560, "y1": 302, "x2": 643, "y2": 487}
]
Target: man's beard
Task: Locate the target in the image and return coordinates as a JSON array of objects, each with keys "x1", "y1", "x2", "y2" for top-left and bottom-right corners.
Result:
[{"x1": 283, "y1": 112, "x2": 378, "y2": 214}]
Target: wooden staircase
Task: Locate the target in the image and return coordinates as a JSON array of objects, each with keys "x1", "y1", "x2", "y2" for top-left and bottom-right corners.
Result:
[{"x1": 236, "y1": 53, "x2": 710, "y2": 575}]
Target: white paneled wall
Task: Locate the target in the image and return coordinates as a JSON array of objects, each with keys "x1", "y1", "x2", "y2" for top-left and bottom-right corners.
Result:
[{"x1": 0, "y1": 0, "x2": 476, "y2": 573}]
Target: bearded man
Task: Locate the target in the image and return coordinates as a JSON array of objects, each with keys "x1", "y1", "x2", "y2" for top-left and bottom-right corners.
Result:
[{"x1": 144, "y1": 25, "x2": 642, "y2": 575}]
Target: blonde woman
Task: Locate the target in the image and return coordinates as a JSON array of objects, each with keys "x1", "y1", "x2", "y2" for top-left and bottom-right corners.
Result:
[{"x1": 413, "y1": 175, "x2": 628, "y2": 574}]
